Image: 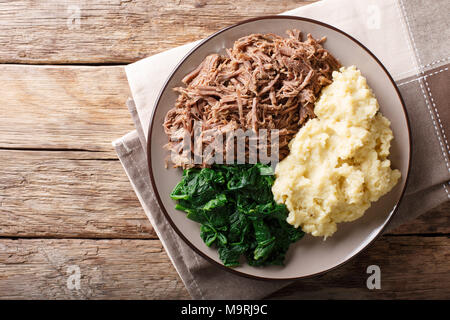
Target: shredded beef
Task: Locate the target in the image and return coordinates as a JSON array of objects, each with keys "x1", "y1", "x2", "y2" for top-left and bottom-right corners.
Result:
[{"x1": 163, "y1": 30, "x2": 340, "y2": 168}]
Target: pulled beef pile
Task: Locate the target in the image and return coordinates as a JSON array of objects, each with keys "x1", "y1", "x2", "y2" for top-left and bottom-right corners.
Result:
[{"x1": 163, "y1": 29, "x2": 340, "y2": 168}]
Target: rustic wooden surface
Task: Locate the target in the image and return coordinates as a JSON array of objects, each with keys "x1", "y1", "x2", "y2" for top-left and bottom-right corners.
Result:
[{"x1": 0, "y1": 0, "x2": 448, "y2": 300}]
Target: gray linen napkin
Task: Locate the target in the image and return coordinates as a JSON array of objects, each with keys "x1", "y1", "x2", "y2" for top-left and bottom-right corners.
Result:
[{"x1": 113, "y1": 0, "x2": 450, "y2": 299}]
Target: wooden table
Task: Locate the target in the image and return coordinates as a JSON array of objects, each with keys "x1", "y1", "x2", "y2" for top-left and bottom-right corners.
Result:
[{"x1": 0, "y1": 0, "x2": 448, "y2": 299}]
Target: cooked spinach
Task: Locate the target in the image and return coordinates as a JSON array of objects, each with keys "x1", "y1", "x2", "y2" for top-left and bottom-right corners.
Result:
[{"x1": 170, "y1": 163, "x2": 304, "y2": 267}]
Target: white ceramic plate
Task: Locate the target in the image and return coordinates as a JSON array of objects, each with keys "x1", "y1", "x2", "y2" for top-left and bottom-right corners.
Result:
[{"x1": 147, "y1": 16, "x2": 411, "y2": 280}]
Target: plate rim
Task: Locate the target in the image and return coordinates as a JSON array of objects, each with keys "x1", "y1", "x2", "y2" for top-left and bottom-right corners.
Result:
[{"x1": 146, "y1": 15, "x2": 412, "y2": 281}]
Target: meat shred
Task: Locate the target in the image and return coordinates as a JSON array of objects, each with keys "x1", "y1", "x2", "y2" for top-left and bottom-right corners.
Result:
[{"x1": 163, "y1": 30, "x2": 340, "y2": 168}]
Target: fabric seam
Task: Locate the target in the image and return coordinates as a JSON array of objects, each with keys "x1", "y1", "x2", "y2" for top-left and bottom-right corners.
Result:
[
  {"x1": 397, "y1": 67, "x2": 449, "y2": 87},
  {"x1": 398, "y1": 0, "x2": 450, "y2": 198},
  {"x1": 122, "y1": 142, "x2": 205, "y2": 299}
]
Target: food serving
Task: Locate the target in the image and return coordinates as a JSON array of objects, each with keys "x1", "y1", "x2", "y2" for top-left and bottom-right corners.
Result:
[
  {"x1": 272, "y1": 66, "x2": 401, "y2": 238},
  {"x1": 164, "y1": 30, "x2": 340, "y2": 167},
  {"x1": 170, "y1": 164, "x2": 304, "y2": 267},
  {"x1": 161, "y1": 28, "x2": 401, "y2": 268}
]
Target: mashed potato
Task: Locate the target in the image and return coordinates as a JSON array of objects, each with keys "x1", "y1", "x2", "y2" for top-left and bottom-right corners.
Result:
[{"x1": 272, "y1": 66, "x2": 401, "y2": 238}]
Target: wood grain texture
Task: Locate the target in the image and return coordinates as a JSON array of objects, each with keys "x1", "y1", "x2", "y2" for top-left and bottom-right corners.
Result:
[
  {"x1": 0, "y1": 146, "x2": 447, "y2": 239},
  {"x1": 0, "y1": 65, "x2": 132, "y2": 154},
  {"x1": 388, "y1": 201, "x2": 449, "y2": 235},
  {"x1": 0, "y1": 147, "x2": 448, "y2": 239},
  {"x1": 0, "y1": 0, "x2": 448, "y2": 300},
  {"x1": 0, "y1": 0, "x2": 315, "y2": 64},
  {"x1": 0, "y1": 239, "x2": 189, "y2": 299},
  {"x1": 0, "y1": 236, "x2": 448, "y2": 299},
  {"x1": 268, "y1": 235, "x2": 450, "y2": 299},
  {"x1": 0, "y1": 149, "x2": 155, "y2": 239},
  {"x1": 0, "y1": 64, "x2": 448, "y2": 239}
]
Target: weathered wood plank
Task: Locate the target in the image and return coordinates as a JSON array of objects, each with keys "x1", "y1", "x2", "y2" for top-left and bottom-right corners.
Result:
[
  {"x1": 0, "y1": 239, "x2": 189, "y2": 299},
  {"x1": 0, "y1": 148, "x2": 448, "y2": 239},
  {"x1": 0, "y1": 14, "x2": 447, "y2": 257},
  {"x1": 0, "y1": 65, "x2": 132, "y2": 154},
  {"x1": 0, "y1": 0, "x2": 446, "y2": 300},
  {"x1": 0, "y1": 236, "x2": 447, "y2": 299},
  {"x1": 268, "y1": 235, "x2": 450, "y2": 300},
  {"x1": 388, "y1": 201, "x2": 449, "y2": 235},
  {"x1": 0, "y1": 0, "x2": 315, "y2": 64},
  {"x1": 0, "y1": 149, "x2": 155, "y2": 239}
]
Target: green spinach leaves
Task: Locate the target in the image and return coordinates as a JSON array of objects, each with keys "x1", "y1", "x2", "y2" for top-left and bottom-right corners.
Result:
[{"x1": 170, "y1": 164, "x2": 304, "y2": 267}]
